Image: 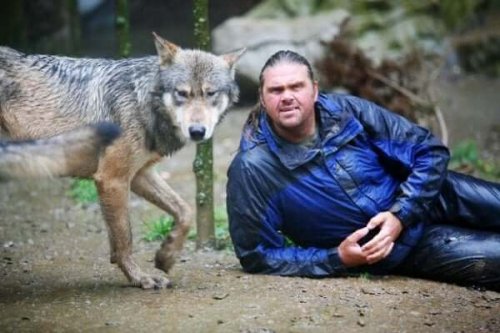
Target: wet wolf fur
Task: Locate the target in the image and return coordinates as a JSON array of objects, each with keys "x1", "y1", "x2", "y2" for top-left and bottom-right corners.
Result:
[
  {"x1": 0, "y1": 33, "x2": 244, "y2": 289},
  {"x1": 0, "y1": 123, "x2": 120, "y2": 181}
]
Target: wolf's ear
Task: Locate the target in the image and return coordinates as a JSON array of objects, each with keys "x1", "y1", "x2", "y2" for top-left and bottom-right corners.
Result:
[
  {"x1": 221, "y1": 48, "x2": 246, "y2": 68},
  {"x1": 221, "y1": 48, "x2": 246, "y2": 78},
  {"x1": 152, "y1": 32, "x2": 179, "y2": 66}
]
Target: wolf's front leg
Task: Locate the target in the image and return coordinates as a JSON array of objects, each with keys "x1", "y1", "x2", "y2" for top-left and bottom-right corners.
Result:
[
  {"x1": 94, "y1": 173, "x2": 170, "y2": 289},
  {"x1": 131, "y1": 166, "x2": 192, "y2": 274}
]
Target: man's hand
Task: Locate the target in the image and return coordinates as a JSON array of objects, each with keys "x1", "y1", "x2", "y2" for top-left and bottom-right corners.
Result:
[
  {"x1": 361, "y1": 211, "x2": 403, "y2": 264},
  {"x1": 338, "y1": 227, "x2": 371, "y2": 267},
  {"x1": 338, "y1": 212, "x2": 403, "y2": 267}
]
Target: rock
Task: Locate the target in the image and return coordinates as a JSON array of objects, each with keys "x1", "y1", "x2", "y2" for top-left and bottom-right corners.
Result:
[
  {"x1": 212, "y1": 9, "x2": 350, "y2": 86},
  {"x1": 353, "y1": 12, "x2": 442, "y2": 66},
  {"x1": 3, "y1": 241, "x2": 14, "y2": 248},
  {"x1": 213, "y1": 292, "x2": 229, "y2": 300},
  {"x1": 246, "y1": 0, "x2": 321, "y2": 18}
]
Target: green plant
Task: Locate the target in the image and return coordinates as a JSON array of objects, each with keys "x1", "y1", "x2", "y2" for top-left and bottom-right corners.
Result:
[
  {"x1": 69, "y1": 179, "x2": 98, "y2": 203},
  {"x1": 214, "y1": 205, "x2": 229, "y2": 238},
  {"x1": 143, "y1": 216, "x2": 174, "y2": 242},
  {"x1": 401, "y1": 0, "x2": 483, "y2": 31},
  {"x1": 439, "y1": 0, "x2": 483, "y2": 30},
  {"x1": 142, "y1": 205, "x2": 234, "y2": 249},
  {"x1": 213, "y1": 205, "x2": 233, "y2": 249},
  {"x1": 449, "y1": 139, "x2": 500, "y2": 180},
  {"x1": 449, "y1": 139, "x2": 479, "y2": 167}
]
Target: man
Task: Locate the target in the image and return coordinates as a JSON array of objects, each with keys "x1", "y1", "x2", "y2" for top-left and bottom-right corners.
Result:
[{"x1": 226, "y1": 50, "x2": 500, "y2": 291}]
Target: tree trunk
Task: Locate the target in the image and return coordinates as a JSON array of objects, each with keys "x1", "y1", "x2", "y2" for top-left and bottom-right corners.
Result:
[
  {"x1": 67, "y1": 0, "x2": 81, "y2": 55},
  {"x1": 0, "y1": 1, "x2": 26, "y2": 49},
  {"x1": 193, "y1": 0, "x2": 215, "y2": 249},
  {"x1": 116, "y1": 0, "x2": 131, "y2": 58}
]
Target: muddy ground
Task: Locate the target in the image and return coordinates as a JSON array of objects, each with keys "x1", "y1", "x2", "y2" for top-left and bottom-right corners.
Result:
[{"x1": 1, "y1": 78, "x2": 500, "y2": 332}]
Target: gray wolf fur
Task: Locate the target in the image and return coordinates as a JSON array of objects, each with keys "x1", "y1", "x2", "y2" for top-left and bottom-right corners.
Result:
[
  {"x1": 0, "y1": 122, "x2": 121, "y2": 180},
  {"x1": 0, "y1": 32, "x2": 244, "y2": 289}
]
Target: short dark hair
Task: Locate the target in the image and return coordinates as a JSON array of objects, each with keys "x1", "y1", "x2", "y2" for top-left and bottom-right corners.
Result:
[{"x1": 258, "y1": 50, "x2": 315, "y2": 88}]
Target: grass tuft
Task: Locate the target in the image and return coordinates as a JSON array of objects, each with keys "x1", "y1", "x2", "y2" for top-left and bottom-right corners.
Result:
[
  {"x1": 142, "y1": 205, "x2": 233, "y2": 250},
  {"x1": 143, "y1": 216, "x2": 174, "y2": 242},
  {"x1": 69, "y1": 179, "x2": 98, "y2": 203}
]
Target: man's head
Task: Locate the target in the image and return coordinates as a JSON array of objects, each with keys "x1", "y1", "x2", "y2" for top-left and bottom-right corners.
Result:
[{"x1": 258, "y1": 50, "x2": 319, "y2": 143}]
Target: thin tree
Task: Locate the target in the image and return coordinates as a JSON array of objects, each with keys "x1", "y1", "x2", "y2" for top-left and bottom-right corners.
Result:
[
  {"x1": 193, "y1": 0, "x2": 215, "y2": 249},
  {"x1": 116, "y1": 0, "x2": 131, "y2": 58},
  {"x1": 0, "y1": 2, "x2": 25, "y2": 49},
  {"x1": 67, "y1": 0, "x2": 81, "y2": 55}
]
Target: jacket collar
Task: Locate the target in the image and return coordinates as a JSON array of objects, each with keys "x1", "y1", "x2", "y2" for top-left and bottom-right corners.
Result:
[
  {"x1": 240, "y1": 93, "x2": 363, "y2": 170},
  {"x1": 260, "y1": 112, "x2": 320, "y2": 169}
]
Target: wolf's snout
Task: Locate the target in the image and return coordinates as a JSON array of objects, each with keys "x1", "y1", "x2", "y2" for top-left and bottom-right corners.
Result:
[{"x1": 188, "y1": 125, "x2": 206, "y2": 141}]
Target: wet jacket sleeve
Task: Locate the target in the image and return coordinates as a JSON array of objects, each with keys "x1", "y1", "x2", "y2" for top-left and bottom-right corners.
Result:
[
  {"x1": 227, "y1": 154, "x2": 347, "y2": 277},
  {"x1": 343, "y1": 95, "x2": 450, "y2": 227}
]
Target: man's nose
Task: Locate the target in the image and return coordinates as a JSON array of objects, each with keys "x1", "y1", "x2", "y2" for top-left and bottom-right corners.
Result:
[{"x1": 281, "y1": 89, "x2": 294, "y2": 102}]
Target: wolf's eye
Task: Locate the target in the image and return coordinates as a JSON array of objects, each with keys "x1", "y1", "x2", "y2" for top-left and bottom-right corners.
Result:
[
  {"x1": 175, "y1": 89, "x2": 188, "y2": 99},
  {"x1": 206, "y1": 90, "x2": 217, "y2": 97}
]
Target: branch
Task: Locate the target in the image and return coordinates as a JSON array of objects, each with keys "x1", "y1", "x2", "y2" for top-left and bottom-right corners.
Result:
[{"x1": 366, "y1": 69, "x2": 449, "y2": 146}]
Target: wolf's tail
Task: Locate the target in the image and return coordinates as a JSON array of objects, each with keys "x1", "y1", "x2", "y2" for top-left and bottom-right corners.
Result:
[{"x1": 0, "y1": 123, "x2": 121, "y2": 181}]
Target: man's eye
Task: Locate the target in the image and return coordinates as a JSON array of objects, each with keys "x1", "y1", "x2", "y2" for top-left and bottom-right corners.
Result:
[{"x1": 175, "y1": 90, "x2": 188, "y2": 98}]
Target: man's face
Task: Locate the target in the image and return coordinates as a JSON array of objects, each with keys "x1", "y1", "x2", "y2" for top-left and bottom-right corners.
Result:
[{"x1": 260, "y1": 62, "x2": 319, "y2": 142}]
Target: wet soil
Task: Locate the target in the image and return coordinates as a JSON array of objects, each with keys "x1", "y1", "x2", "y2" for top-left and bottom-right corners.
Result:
[{"x1": 2, "y1": 82, "x2": 500, "y2": 332}]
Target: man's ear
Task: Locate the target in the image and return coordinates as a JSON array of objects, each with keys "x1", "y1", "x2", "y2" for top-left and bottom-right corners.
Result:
[
  {"x1": 152, "y1": 32, "x2": 179, "y2": 66},
  {"x1": 221, "y1": 48, "x2": 246, "y2": 77},
  {"x1": 313, "y1": 80, "x2": 319, "y2": 101},
  {"x1": 259, "y1": 88, "x2": 265, "y2": 108}
]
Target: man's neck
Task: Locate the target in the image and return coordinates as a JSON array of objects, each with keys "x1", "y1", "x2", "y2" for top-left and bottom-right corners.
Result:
[{"x1": 273, "y1": 119, "x2": 317, "y2": 144}]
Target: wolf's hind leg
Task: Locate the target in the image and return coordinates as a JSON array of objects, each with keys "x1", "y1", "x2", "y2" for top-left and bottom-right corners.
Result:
[
  {"x1": 131, "y1": 165, "x2": 192, "y2": 274},
  {"x1": 94, "y1": 160, "x2": 170, "y2": 289}
]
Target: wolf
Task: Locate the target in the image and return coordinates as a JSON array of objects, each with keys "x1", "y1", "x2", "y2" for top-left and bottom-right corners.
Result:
[
  {"x1": 0, "y1": 32, "x2": 245, "y2": 289},
  {"x1": 0, "y1": 123, "x2": 121, "y2": 181}
]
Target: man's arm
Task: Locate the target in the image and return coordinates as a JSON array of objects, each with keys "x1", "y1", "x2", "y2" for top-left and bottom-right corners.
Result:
[
  {"x1": 227, "y1": 154, "x2": 349, "y2": 277},
  {"x1": 342, "y1": 95, "x2": 450, "y2": 228}
]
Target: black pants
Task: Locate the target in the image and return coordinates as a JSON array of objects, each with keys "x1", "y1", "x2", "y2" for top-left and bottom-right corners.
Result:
[
  {"x1": 396, "y1": 171, "x2": 500, "y2": 291},
  {"x1": 396, "y1": 224, "x2": 500, "y2": 291}
]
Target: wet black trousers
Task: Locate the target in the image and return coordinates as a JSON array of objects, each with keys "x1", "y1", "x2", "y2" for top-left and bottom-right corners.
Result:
[{"x1": 395, "y1": 172, "x2": 500, "y2": 291}]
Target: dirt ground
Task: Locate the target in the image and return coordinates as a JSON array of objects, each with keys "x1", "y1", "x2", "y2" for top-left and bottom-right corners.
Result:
[{"x1": 2, "y1": 85, "x2": 500, "y2": 332}]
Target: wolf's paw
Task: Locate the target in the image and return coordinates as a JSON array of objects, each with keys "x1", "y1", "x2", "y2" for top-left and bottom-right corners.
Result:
[
  {"x1": 139, "y1": 275, "x2": 172, "y2": 290},
  {"x1": 154, "y1": 249, "x2": 176, "y2": 274},
  {"x1": 120, "y1": 257, "x2": 172, "y2": 289}
]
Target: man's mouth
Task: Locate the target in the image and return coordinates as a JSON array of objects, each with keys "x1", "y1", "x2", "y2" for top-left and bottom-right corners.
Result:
[{"x1": 279, "y1": 107, "x2": 298, "y2": 113}]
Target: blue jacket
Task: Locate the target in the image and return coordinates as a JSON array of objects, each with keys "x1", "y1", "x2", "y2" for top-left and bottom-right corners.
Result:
[{"x1": 227, "y1": 93, "x2": 452, "y2": 277}]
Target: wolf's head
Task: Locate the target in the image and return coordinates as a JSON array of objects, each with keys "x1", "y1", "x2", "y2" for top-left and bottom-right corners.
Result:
[{"x1": 153, "y1": 32, "x2": 245, "y2": 142}]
